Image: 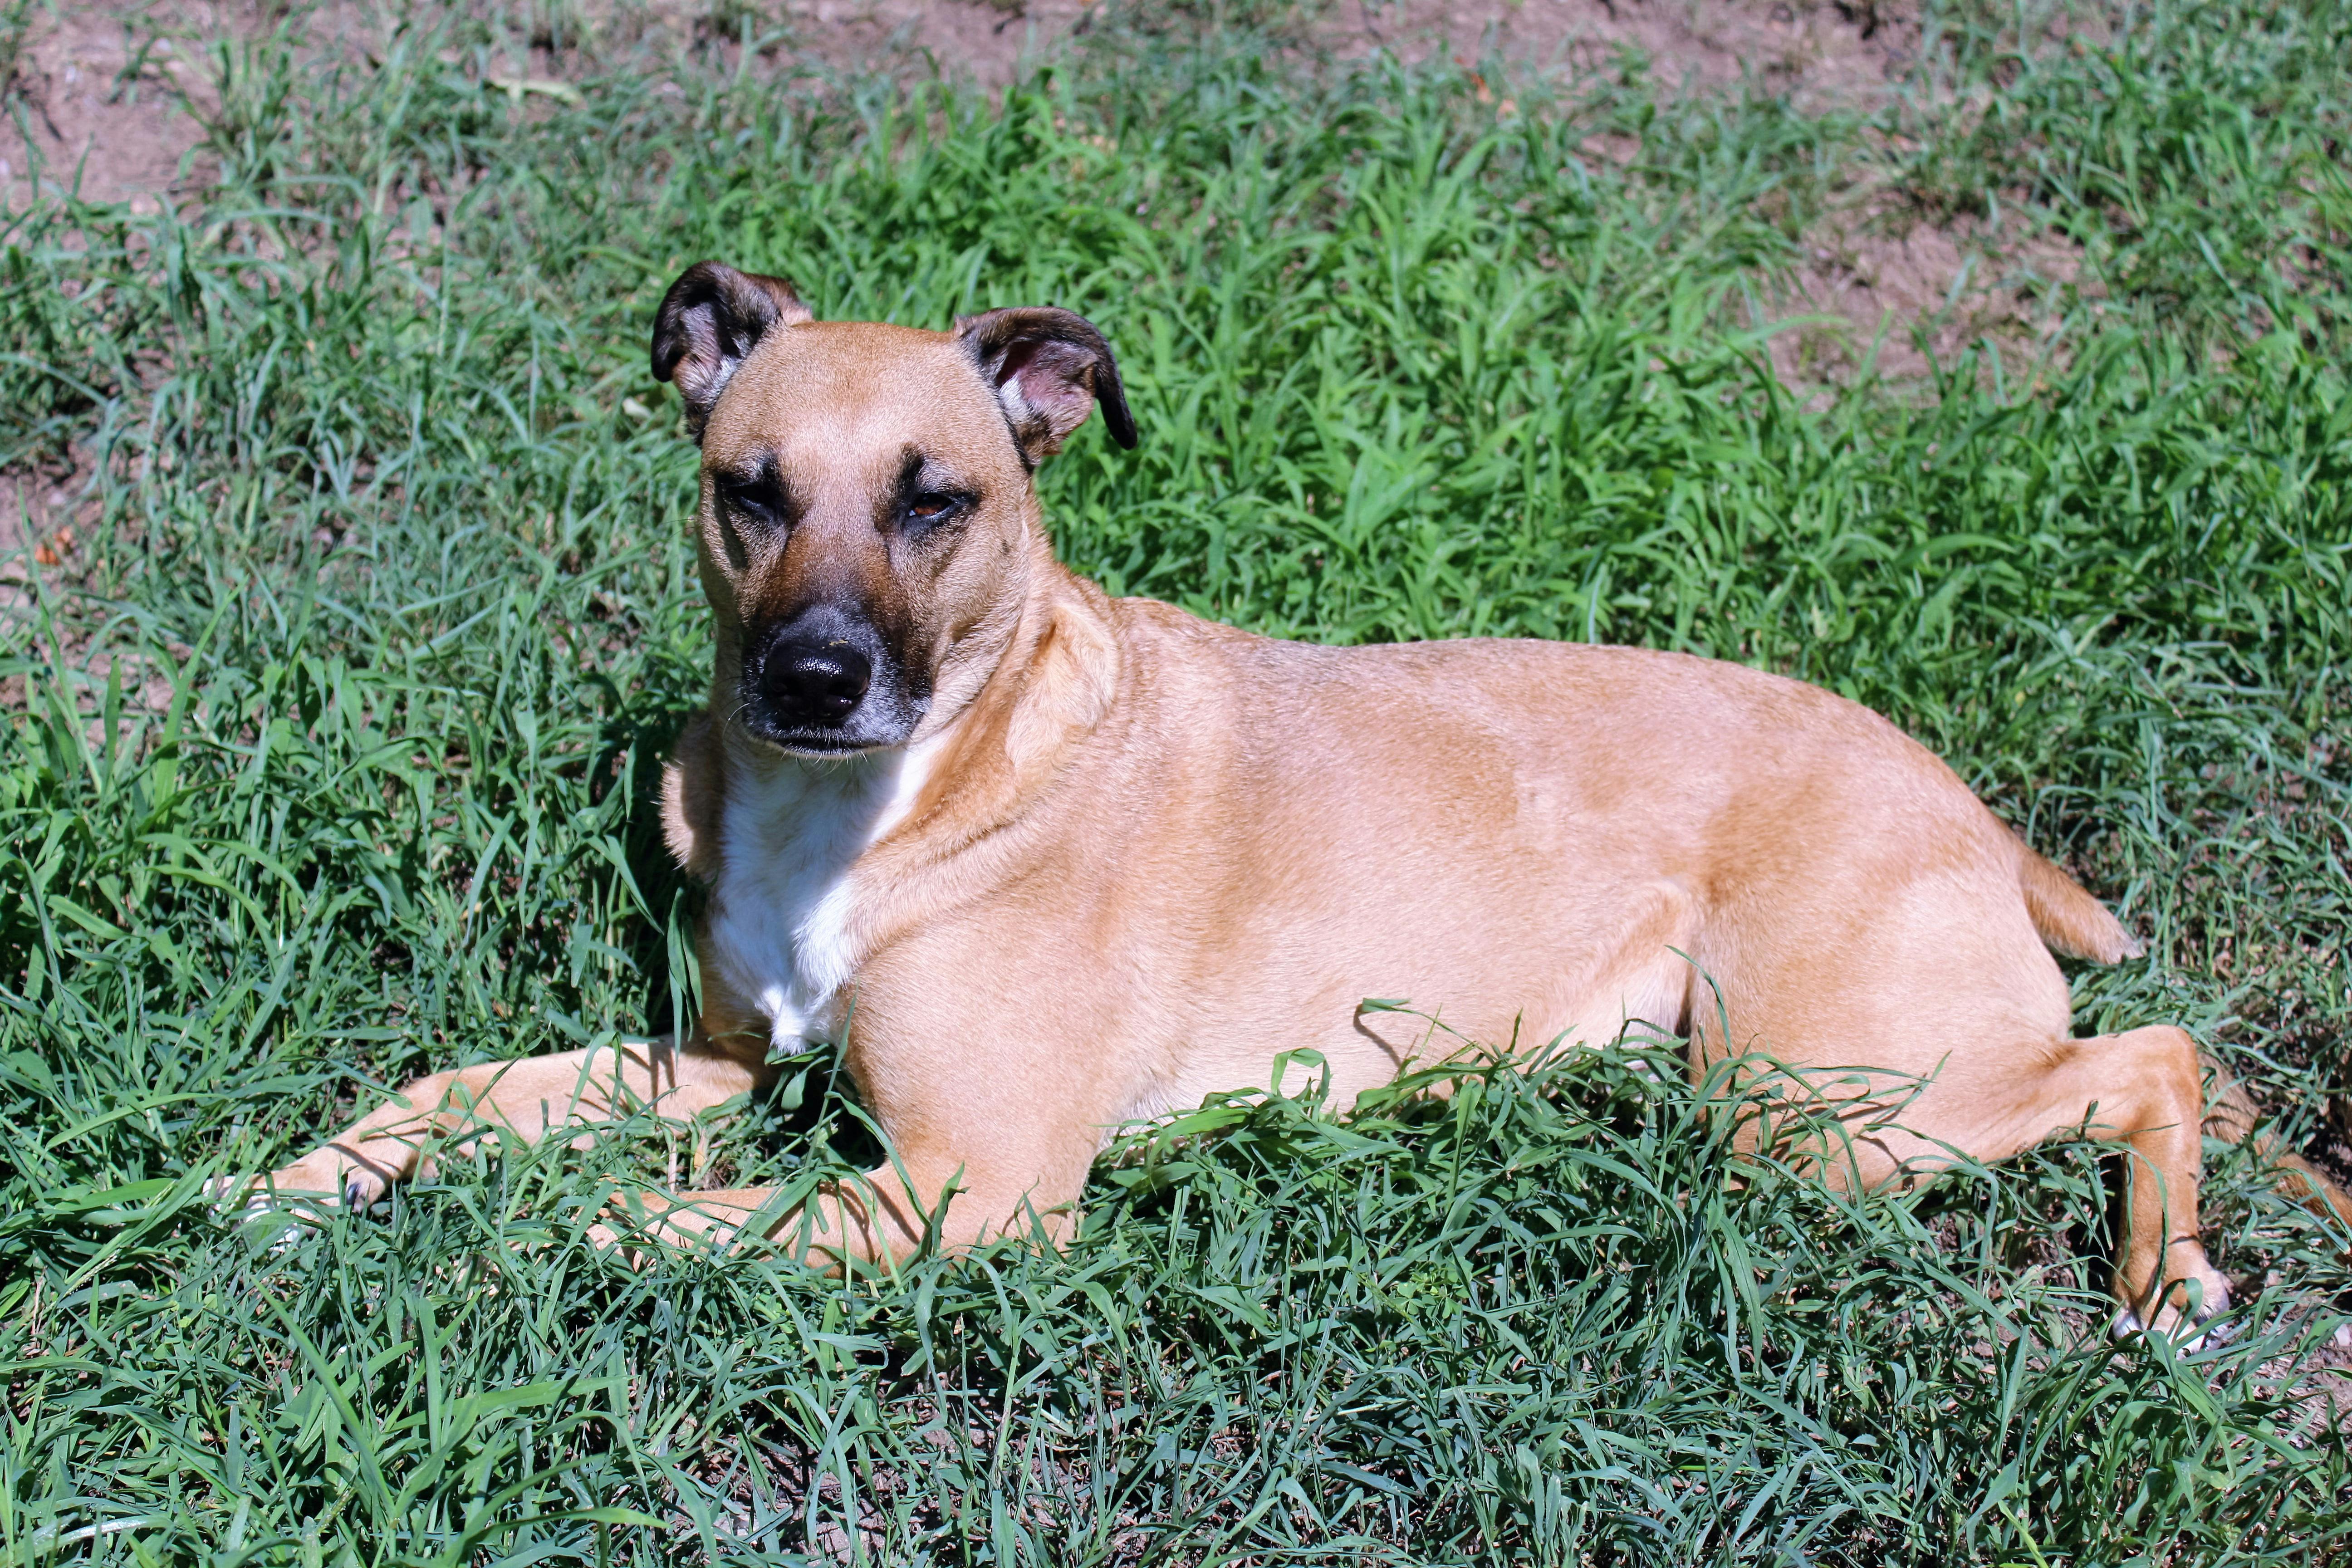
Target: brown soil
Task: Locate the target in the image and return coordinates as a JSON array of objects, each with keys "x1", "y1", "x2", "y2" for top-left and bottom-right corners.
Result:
[
  {"x1": 1764, "y1": 200, "x2": 2090, "y2": 387},
  {"x1": 0, "y1": 0, "x2": 2084, "y2": 624},
  {"x1": 4, "y1": 0, "x2": 1918, "y2": 207},
  {"x1": 1, "y1": 0, "x2": 2073, "y2": 396},
  {"x1": 1335, "y1": 0, "x2": 1919, "y2": 108},
  {"x1": 0, "y1": 0, "x2": 215, "y2": 212}
]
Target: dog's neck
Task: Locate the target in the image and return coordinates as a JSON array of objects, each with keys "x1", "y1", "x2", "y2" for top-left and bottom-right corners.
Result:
[{"x1": 881, "y1": 547, "x2": 1121, "y2": 853}]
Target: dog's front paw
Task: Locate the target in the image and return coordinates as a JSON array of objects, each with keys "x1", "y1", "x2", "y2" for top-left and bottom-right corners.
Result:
[
  {"x1": 583, "y1": 1220, "x2": 639, "y2": 1264},
  {"x1": 213, "y1": 1146, "x2": 393, "y2": 1219},
  {"x1": 583, "y1": 1203, "x2": 742, "y2": 1269}
]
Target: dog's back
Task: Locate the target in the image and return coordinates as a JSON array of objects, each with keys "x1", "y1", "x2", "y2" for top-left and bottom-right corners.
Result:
[{"x1": 949, "y1": 607, "x2": 2074, "y2": 1122}]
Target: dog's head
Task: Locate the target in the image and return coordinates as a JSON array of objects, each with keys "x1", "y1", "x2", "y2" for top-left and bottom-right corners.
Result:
[{"x1": 650, "y1": 261, "x2": 1137, "y2": 756}]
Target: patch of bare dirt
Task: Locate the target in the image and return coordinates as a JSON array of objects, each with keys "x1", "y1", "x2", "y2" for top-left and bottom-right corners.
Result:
[
  {"x1": 0, "y1": 0, "x2": 216, "y2": 213},
  {"x1": 1764, "y1": 198, "x2": 2089, "y2": 387},
  {"x1": 2, "y1": 467, "x2": 84, "y2": 565},
  {"x1": 0, "y1": 441, "x2": 99, "y2": 623},
  {"x1": 762, "y1": 0, "x2": 1095, "y2": 78},
  {"x1": 1332, "y1": 0, "x2": 1920, "y2": 113},
  {"x1": 0, "y1": 0, "x2": 2089, "y2": 402}
]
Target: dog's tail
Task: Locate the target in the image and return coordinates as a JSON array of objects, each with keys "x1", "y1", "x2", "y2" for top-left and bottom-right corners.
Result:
[
  {"x1": 2016, "y1": 843, "x2": 2144, "y2": 963},
  {"x1": 2203, "y1": 1067, "x2": 2352, "y2": 1230}
]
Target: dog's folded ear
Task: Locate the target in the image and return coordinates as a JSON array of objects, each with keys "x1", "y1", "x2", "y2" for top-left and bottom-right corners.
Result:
[
  {"x1": 954, "y1": 307, "x2": 1139, "y2": 465},
  {"x1": 651, "y1": 262, "x2": 813, "y2": 438}
]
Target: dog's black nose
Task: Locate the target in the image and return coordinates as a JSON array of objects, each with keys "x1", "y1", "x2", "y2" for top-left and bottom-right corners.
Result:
[
  {"x1": 766, "y1": 639, "x2": 879, "y2": 729},
  {"x1": 763, "y1": 640, "x2": 872, "y2": 726}
]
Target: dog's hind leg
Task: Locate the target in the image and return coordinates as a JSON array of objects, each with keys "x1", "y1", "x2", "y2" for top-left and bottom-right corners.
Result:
[
  {"x1": 235, "y1": 1038, "x2": 773, "y2": 1213},
  {"x1": 1838, "y1": 1024, "x2": 2226, "y2": 1335}
]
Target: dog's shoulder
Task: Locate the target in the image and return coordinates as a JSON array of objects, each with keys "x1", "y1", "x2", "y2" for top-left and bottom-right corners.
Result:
[{"x1": 662, "y1": 710, "x2": 726, "y2": 881}]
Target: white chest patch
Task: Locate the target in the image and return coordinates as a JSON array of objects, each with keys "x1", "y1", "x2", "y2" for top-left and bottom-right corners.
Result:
[{"x1": 707, "y1": 735, "x2": 941, "y2": 1049}]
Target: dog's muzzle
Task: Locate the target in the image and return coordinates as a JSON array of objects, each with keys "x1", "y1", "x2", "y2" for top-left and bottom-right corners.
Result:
[{"x1": 743, "y1": 606, "x2": 921, "y2": 754}]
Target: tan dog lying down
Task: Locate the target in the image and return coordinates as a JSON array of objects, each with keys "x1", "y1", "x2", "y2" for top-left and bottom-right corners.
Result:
[{"x1": 254, "y1": 263, "x2": 2350, "y2": 1334}]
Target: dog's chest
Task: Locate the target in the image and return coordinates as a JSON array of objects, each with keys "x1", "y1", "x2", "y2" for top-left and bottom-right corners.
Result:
[{"x1": 707, "y1": 742, "x2": 936, "y2": 1048}]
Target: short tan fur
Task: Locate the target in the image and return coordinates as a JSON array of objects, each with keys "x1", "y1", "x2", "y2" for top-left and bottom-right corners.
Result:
[{"x1": 250, "y1": 265, "x2": 2351, "y2": 1337}]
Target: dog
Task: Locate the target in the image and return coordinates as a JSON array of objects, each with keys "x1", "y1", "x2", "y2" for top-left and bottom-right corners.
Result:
[{"x1": 250, "y1": 261, "x2": 2351, "y2": 1334}]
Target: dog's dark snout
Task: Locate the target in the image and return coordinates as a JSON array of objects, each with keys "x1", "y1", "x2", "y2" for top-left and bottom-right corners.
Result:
[
  {"x1": 742, "y1": 603, "x2": 911, "y2": 752},
  {"x1": 764, "y1": 639, "x2": 872, "y2": 726}
]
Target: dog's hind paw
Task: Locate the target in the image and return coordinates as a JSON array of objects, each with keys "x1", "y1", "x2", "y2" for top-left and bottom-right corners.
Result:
[
  {"x1": 2112, "y1": 1270, "x2": 2234, "y2": 1352},
  {"x1": 2111, "y1": 1305, "x2": 2205, "y2": 1351}
]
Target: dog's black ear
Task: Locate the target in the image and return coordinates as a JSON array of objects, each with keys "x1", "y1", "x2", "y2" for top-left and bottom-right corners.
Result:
[
  {"x1": 954, "y1": 306, "x2": 1138, "y2": 465},
  {"x1": 651, "y1": 262, "x2": 813, "y2": 438}
]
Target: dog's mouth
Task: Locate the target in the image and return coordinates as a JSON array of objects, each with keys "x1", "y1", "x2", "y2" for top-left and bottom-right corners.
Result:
[
  {"x1": 736, "y1": 700, "x2": 924, "y2": 756},
  {"x1": 753, "y1": 728, "x2": 882, "y2": 757}
]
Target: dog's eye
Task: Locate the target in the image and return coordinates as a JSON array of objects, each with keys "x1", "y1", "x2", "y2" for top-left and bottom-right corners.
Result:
[
  {"x1": 904, "y1": 492, "x2": 967, "y2": 528},
  {"x1": 722, "y1": 484, "x2": 781, "y2": 525}
]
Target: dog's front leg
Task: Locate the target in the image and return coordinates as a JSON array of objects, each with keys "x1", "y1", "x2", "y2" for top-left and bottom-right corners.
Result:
[
  {"x1": 233, "y1": 1038, "x2": 772, "y2": 1213},
  {"x1": 591, "y1": 1148, "x2": 1082, "y2": 1270},
  {"x1": 590, "y1": 1049, "x2": 1098, "y2": 1268}
]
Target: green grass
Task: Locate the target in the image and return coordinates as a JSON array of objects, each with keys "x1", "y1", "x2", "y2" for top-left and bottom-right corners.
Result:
[{"x1": 4, "y1": 0, "x2": 2352, "y2": 1561}]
